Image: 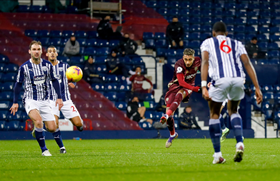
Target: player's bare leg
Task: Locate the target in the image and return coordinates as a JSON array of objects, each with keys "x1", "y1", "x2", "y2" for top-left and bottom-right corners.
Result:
[
  {"x1": 227, "y1": 100, "x2": 244, "y2": 162},
  {"x1": 52, "y1": 115, "x2": 66, "y2": 153},
  {"x1": 161, "y1": 89, "x2": 187, "y2": 148},
  {"x1": 208, "y1": 101, "x2": 226, "y2": 164},
  {"x1": 70, "y1": 116, "x2": 83, "y2": 131},
  {"x1": 29, "y1": 109, "x2": 52, "y2": 156}
]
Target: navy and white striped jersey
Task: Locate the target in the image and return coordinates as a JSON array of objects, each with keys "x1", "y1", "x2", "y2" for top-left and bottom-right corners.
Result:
[
  {"x1": 200, "y1": 35, "x2": 247, "y2": 81},
  {"x1": 49, "y1": 61, "x2": 71, "y2": 102},
  {"x1": 16, "y1": 59, "x2": 56, "y2": 102}
]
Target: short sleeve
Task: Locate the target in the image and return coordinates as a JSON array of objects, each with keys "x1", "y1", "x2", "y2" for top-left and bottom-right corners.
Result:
[
  {"x1": 16, "y1": 66, "x2": 24, "y2": 83},
  {"x1": 238, "y1": 41, "x2": 248, "y2": 55},
  {"x1": 200, "y1": 39, "x2": 210, "y2": 53}
]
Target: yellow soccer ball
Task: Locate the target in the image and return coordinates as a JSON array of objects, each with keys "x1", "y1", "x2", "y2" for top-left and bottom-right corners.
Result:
[{"x1": 66, "y1": 66, "x2": 83, "y2": 82}]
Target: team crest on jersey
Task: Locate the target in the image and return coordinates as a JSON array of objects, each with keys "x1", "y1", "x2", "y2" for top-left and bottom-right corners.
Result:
[
  {"x1": 42, "y1": 66, "x2": 48, "y2": 72},
  {"x1": 177, "y1": 67, "x2": 183, "y2": 73},
  {"x1": 59, "y1": 67, "x2": 63, "y2": 71}
]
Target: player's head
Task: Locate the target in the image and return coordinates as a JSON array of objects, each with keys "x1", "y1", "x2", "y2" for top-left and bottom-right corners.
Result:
[
  {"x1": 185, "y1": 105, "x2": 192, "y2": 113},
  {"x1": 70, "y1": 34, "x2": 76, "y2": 42},
  {"x1": 183, "y1": 48, "x2": 195, "y2": 67},
  {"x1": 132, "y1": 96, "x2": 139, "y2": 102},
  {"x1": 135, "y1": 66, "x2": 141, "y2": 75},
  {"x1": 212, "y1": 21, "x2": 228, "y2": 37},
  {"x1": 124, "y1": 33, "x2": 130, "y2": 39},
  {"x1": 251, "y1": 37, "x2": 258, "y2": 44},
  {"x1": 29, "y1": 40, "x2": 42, "y2": 61},
  {"x1": 88, "y1": 56, "x2": 94, "y2": 64},
  {"x1": 111, "y1": 50, "x2": 117, "y2": 57},
  {"x1": 172, "y1": 16, "x2": 178, "y2": 23},
  {"x1": 46, "y1": 45, "x2": 58, "y2": 62}
]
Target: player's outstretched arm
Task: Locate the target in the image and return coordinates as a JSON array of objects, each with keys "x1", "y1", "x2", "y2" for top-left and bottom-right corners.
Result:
[
  {"x1": 10, "y1": 82, "x2": 22, "y2": 115},
  {"x1": 240, "y1": 54, "x2": 263, "y2": 104},
  {"x1": 201, "y1": 51, "x2": 211, "y2": 101}
]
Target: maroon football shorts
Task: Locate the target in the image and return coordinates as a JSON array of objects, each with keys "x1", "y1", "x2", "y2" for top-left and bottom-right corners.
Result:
[{"x1": 165, "y1": 84, "x2": 192, "y2": 106}]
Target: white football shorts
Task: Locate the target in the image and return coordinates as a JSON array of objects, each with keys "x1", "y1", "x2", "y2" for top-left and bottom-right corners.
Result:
[
  {"x1": 25, "y1": 99, "x2": 55, "y2": 121},
  {"x1": 50, "y1": 100, "x2": 80, "y2": 119},
  {"x1": 209, "y1": 77, "x2": 245, "y2": 103}
]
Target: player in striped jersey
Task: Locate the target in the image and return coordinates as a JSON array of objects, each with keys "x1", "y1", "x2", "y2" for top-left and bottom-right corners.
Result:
[
  {"x1": 46, "y1": 46, "x2": 83, "y2": 153},
  {"x1": 201, "y1": 22, "x2": 263, "y2": 164},
  {"x1": 10, "y1": 41, "x2": 63, "y2": 156}
]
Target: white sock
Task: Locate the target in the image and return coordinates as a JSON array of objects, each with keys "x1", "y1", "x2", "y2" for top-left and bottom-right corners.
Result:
[
  {"x1": 170, "y1": 133, "x2": 176, "y2": 137},
  {"x1": 165, "y1": 114, "x2": 169, "y2": 120},
  {"x1": 214, "y1": 152, "x2": 222, "y2": 158},
  {"x1": 236, "y1": 142, "x2": 244, "y2": 149}
]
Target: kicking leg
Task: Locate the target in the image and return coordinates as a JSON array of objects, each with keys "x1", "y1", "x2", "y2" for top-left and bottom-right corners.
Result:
[
  {"x1": 228, "y1": 100, "x2": 244, "y2": 162},
  {"x1": 208, "y1": 101, "x2": 226, "y2": 164},
  {"x1": 220, "y1": 102, "x2": 230, "y2": 143},
  {"x1": 29, "y1": 109, "x2": 51, "y2": 156},
  {"x1": 52, "y1": 115, "x2": 66, "y2": 153},
  {"x1": 70, "y1": 116, "x2": 83, "y2": 131}
]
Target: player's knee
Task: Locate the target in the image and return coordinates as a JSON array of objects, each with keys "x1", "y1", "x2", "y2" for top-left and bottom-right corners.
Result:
[{"x1": 47, "y1": 126, "x2": 56, "y2": 133}]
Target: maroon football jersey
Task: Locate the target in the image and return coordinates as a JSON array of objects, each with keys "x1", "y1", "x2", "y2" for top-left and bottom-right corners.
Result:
[
  {"x1": 168, "y1": 57, "x2": 201, "y2": 88},
  {"x1": 130, "y1": 74, "x2": 153, "y2": 92}
]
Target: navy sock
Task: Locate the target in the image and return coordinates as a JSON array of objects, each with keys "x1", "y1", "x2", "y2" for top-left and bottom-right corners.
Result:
[
  {"x1": 209, "y1": 119, "x2": 222, "y2": 152},
  {"x1": 231, "y1": 113, "x2": 243, "y2": 143},
  {"x1": 52, "y1": 128, "x2": 64, "y2": 148},
  {"x1": 35, "y1": 127, "x2": 47, "y2": 152},
  {"x1": 219, "y1": 114, "x2": 226, "y2": 130}
]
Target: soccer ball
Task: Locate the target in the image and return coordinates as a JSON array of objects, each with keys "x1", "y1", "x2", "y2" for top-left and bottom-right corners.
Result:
[{"x1": 66, "y1": 66, "x2": 83, "y2": 82}]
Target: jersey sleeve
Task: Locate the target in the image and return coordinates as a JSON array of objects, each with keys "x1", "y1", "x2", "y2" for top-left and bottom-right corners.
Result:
[
  {"x1": 174, "y1": 62, "x2": 184, "y2": 75},
  {"x1": 237, "y1": 41, "x2": 248, "y2": 55},
  {"x1": 49, "y1": 63, "x2": 57, "y2": 81},
  {"x1": 200, "y1": 39, "x2": 210, "y2": 53},
  {"x1": 16, "y1": 66, "x2": 24, "y2": 83}
]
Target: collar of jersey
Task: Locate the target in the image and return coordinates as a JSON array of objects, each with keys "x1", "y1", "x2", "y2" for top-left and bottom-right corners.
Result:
[{"x1": 29, "y1": 58, "x2": 42, "y2": 64}]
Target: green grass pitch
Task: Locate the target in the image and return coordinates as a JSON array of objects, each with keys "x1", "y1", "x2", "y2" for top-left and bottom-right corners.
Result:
[{"x1": 0, "y1": 138, "x2": 280, "y2": 181}]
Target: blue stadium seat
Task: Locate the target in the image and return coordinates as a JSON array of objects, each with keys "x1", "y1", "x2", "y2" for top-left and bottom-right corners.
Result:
[
  {"x1": 258, "y1": 18, "x2": 271, "y2": 26},
  {"x1": 189, "y1": 40, "x2": 200, "y2": 49},
  {"x1": 86, "y1": 39, "x2": 97, "y2": 47},
  {"x1": 104, "y1": 92, "x2": 118, "y2": 101},
  {"x1": 189, "y1": 33, "x2": 200, "y2": 40},
  {"x1": 30, "y1": 5, "x2": 42, "y2": 13},
  {"x1": 70, "y1": 56, "x2": 83, "y2": 65},
  {"x1": 167, "y1": 9, "x2": 179, "y2": 16},
  {"x1": 157, "y1": 8, "x2": 167, "y2": 16},
  {"x1": 270, "y1": 27, "x2": 280, "y2": 34},
  {"x1": 95, "y1": 64, "x2": 107, "y2": 74},
  {"x1": 235, "y1": 34, "x2": 245, "y2": 42},
  {"x1": 42, "y1": 5, "x2": 51, "y2": 13},
  {"x1": 154, "y1": 32, "x2": 166, "y2": 39},
  {"x1": 267, "y1": 51, "x2": 280, "y2": 58},
  {"x1": 274, "y1": 85, "x2": 280, "y2": 93},
  {"x1": 66, "y1": 6, "x2": 78, "y2": 14},
  {"x1": 0, "y1": 91, "x2": 13, "y2": 101},
  {"x1": 75, "y1": 31, "x2": 87, "y2": 38},
  {"x1": 258, "y1": 34, "x2": 267, "y2": 42},
  {"x1": 146, "y1": 1, "x2": 157, "y2": 8},
  {"x1": 258, "y1": 27, "x2": 270, "y2": 34},
  {"x1": 235, "y1": 25, "x2": 245, "y2": 32},
  {"x1": 83, "y1": 47, "x2": 96, "y2": 56},
  {"x1": 0, "y1": 54, "x2": 9, "y2": 63},
  {"x1": 0, "y1": 82, "x2": 14, "y2": 91},
  {"x1": 118, "y1": 84, "x2": 130, "y2": 92},
  {"x1": 262, "y1": 101, "x2": 273, "y2": 120},
  {"x1": 49, "y1": 31, "x2": 62, "y2": 38},
  {"x1": 95, "y1": 56, "x2": 106, "y2": 64},
  {"x1": 25, "y1": 29, "x2": 37, "y2": 37},
  {"x1": 104, "y1": 83, "x2": 118, "y2": 92},
  {"x1": 104, "y1": 74, "x2": 118, "y2": 82},
  {"x1": 156, "y1": 48, "x2": 166, "y2": 57},
  {"x1": 245, "y1": 26, "x2": 256, "y2": 33},
  {"x1": 0, "y1": 111, "x2": 8, "y2": 120},
  {"x1": 200, "y1": 17, "x2": 212, "y2": 25},
  {"x1": 258, "y1": 42, "x2": 268, "y2": 52},
  {"x1": 38, "y1": 37, "x2": 49, "y2": 45},
  {"x1": 201, "y1": 33, "x2": 211, "y2": 41},
  {"x1": 17, "y1": 5, "x2": 31, "y2": 12},
  {"x1": 168, "y1": 1, "x2": 179, "y2": 8},
  {"x1": 87, "y1": 31, "x2": 98, "y2": 38},
  {"x1": 37, "y1": 30, "x2": 49, "y2": 37},
  {"x1": 143, "y1": 32, "x2": 154, "y2": 40},
  {"x1": 48, "y1": 38, "x2": 61, "y2": 46},
  {"x1": 138, "y1": 122, "x2": 152, "y2": 130},
  {"x1": 77, "y1": 38, "x2": 87, "y2": 47},
  {"x1": 0, "y1": 101, "x2": 10, "y2": 110},
  {"x1": 4, "y1": 64, "x2": 18, "y2": 73},
  {"x1": 21, "y1": 111, "x2": 29, "y2": 121},
  {"x1": 109, "y1": 40, "x2": 120, "y2": 47},
  {"x1": 144, "y1": 39, "x2": 154, "y2": 49},
  {"x1": 3, "y1": 72, "x2": 17, "y2": 82},
  {"x1": 154, "y1": 112, "x2": 163, "y2": 121},
  {"x1": 145, "y1": 94, "x2": 154, "y2": 101},
  {"x1": 95, "y1": 48, "x2": 109, "y2": 56},
  {"x1": 155, "y1": 39, "x2": 167, "y2": 48},
  {"x1": 268, "y1": 43, "x2": 279, "y2": 50},
  {"x1": 97, "y1": 39, "x2": 109, "y2": 47},
  {"x1": 167, "y1": 57, "x2": 177, "y2": 64},
  {"x1": 270, "y1": 35, "x2": 280, "y2": 42},
  {"x1": 144, "y1": 111, "x2": 154, "y2": 119},
  {"x1": 62, "y1": 30, "x2": 74, "y2": 38},
  {"x1": 115, "y1": 101, "x2": 127, "y2": 110},
  {"x1": 271, "y1": 19, "x2": 280, "y2": 26},
  {"x1": 5, "y1": 121, "x2": 20, "y2": 131},
  {"x1": 7, "y1": 111, "x2": 22, "y2": 121},
  {"x1": 91, "y1": 84, "x2": 104, "y2": 91}
]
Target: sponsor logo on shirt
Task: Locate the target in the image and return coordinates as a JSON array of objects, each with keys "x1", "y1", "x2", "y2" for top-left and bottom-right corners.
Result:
[{"x1": 33, "y1": 75, "x2": 45, "y2": 85}]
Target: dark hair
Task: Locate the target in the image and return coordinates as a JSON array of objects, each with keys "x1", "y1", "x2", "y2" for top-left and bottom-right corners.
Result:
[
  {"x1": 186, "y1": 105, "x2": 192, "y2": 108},
  {"x1": 212, "y1": 21, "x2": 227, "y2": 33},
  {"x1": 135, "y1": 66, "x2": 141, "y2": 70},
  {"x1": 29, "y1": 40, "x2": 42, "y2": 50},
  {"x1": 251, "y1": 37, "x2": 257, "y2": 41},
  {"x1": 172, "y1": 16, "x2": 178, "y2": 19},
  {"x1": 183, "y1": 48, "x2": 195, "y2": 56}
]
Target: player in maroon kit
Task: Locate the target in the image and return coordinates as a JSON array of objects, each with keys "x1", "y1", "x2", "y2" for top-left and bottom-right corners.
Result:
[
  {"x1": 129, "y1": 66, "x2": 153, "y2": 99},
  {"x1": 161, "y1": 48, "x2": 201, "y2": 148}
]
